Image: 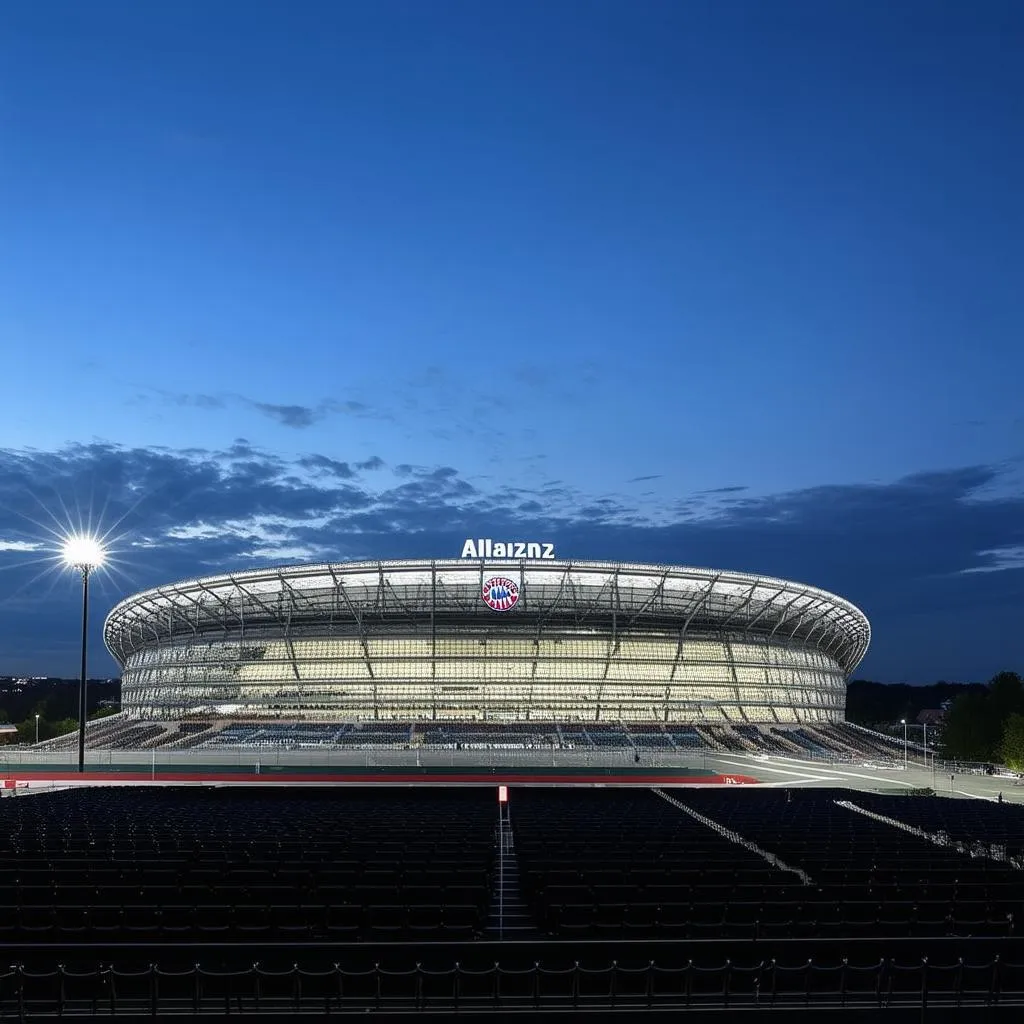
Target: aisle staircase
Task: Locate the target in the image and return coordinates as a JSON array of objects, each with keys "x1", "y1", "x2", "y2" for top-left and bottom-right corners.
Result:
[{"x1": 485, "y1": 809, "x2": 538, "y2": 938}]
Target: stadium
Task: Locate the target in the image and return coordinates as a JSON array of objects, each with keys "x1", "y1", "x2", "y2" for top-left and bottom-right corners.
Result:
[
  {"x1": 10, "y1": 555, "x2": 1024, "y2": 1019},
  {"x1": 89, "y1": 556, "x2": 873, "y2": 753}
]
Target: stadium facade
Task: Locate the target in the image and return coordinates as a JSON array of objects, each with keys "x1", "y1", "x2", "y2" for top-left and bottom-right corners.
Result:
[{"x1": 104, "y1": 559, "x2": 870, "y2": 725}]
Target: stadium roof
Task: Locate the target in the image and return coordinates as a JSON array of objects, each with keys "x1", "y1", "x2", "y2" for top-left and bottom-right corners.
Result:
[{"x1": 104, "y1": 559, "x2": 871, "y2": 674}]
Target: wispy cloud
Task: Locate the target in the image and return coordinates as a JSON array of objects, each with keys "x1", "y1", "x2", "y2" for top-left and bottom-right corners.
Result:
[
  {"x1": 0, "y1": 442, "x2": 1022, "y2": 680},
  {"x1": 141, "y1": 389, "x2": 388, "y2": 428},
  {"x1": 962, "y1": 546, "x2": 1024, "y2": 574},
  {"x1": 0, "y1": 539, "x2": 43, "y2": 553},
  {"x1": 252, "y1": 402, "x2": 321, "y2": 428}
]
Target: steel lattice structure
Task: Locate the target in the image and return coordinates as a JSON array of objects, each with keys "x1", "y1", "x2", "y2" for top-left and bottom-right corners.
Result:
[{"x1": 104, "y1": 560, "x2": 870, "y2": 724}]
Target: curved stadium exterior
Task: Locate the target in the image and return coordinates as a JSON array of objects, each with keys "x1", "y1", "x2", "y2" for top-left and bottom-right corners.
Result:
[{"x1": 104, "y1": 559, "x2": 870, "y2": 726}]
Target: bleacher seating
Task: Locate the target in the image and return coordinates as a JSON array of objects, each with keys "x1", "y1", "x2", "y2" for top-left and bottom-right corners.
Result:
[
  {"x1": 0, "y1": 787, "x2": 496, "y2": 943},
  {"x1": 679, "y1": 788, "x2": 1022, "y2": 938},
  {"x1": 825, "y1": 722, "x2": 905, "y2": 758},
  {"x1": 667, "y1": 725, "x2": 704, "y2": 749},
  {"x1": 418, "y1": 722, "x2": 558, "y2": 748},
  {"x1": 33, "y1": 714, "x2": 927, "y2": 762},
  {"x1": 696, "y1": 724, "x2": 747, "y2": 753},
  {"x1": 512, "y1": 788, "x2": 800, "y2": 939},
  {"x1": 736, "y1": 723, "x2": 794, "y2": 755},
  {"x1": 3, "y1": 785, "x2": 1024, "y2": 1015},
  {"x1": 853, "y1": 791, "x2": 1024, "y2": 862}
]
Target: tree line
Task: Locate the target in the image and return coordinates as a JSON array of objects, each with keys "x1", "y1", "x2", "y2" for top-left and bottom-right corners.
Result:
[
  {"x1": 938, "y1": 671, "x2": 1024, "y2": 768},
  {"x1": 0, "y1": 678, "x2": 120, "y2": 744}
]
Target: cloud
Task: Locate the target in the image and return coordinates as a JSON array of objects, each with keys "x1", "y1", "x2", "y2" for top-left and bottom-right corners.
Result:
[
  {"x1": 251, "y1": 402, "x2": 322, "y2": 428},
  {"x1": 628, "y1": 475, "x2": 662, "y2": 483},
  {"x1": 0, "y1": 443, "x2": 1022, "y2": 682},
  {"x1": 143, "y1": 390, "x2": 387, "y2": 428},
  {"x1": 297, "y1": 455, "x2": 356, "y2": 479},
  {"x1": 247, "y1": 396, "x2": 390, "y2": 427},
  {"x1": 0, "y1": 539, "x2": 43, "y2": 553},
  {"x1": 700, "y1": 485, "x2": 748, "y2": 494},
  {"x1": 963, "y1": 546, "x2": 1024, "y2": 574},
  {"x1": 150, "y1": 390, "x2": 227, "y2": 410}
]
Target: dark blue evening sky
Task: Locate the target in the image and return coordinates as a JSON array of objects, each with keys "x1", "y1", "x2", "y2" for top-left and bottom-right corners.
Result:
[{"x1": 0, "y1": 1, "x2": 1022, "y2": 682}]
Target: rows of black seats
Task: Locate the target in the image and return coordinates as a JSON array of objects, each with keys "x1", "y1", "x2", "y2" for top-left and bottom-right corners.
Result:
[
  {"x1": 6, "y1": 785, "x2": 1022, "y2": 949},
  {"x1": 511, "y1": 788, "x2": 804, "y2": 939},
  {"x1": 680, "y1": 788, "x2": 1023, "y2": 938},
  {"x1": 853, "y1": 791, "x2": 1024, "y2": 860},
  {"x1": 509, "y1": 788, "x2": 1022, "y2": 940},
  {"x1": 0, "y1": 787, "x2": 496, "y2": 942}
]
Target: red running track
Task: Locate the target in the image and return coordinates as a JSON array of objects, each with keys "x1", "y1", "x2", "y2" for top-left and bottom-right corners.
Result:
[{"x1": 3, "y1": 771, "x2": 761, "y2": 787}]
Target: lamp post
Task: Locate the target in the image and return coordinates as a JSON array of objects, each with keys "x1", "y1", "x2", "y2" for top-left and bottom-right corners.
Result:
[
  {"x1": 34, "y1": 714, "x2": 39, "y2": 745},
  {"x1": 901, "y1": 718, "x2": 908, "y2": 770},
  {"x1": 62, "y1": 536, "x2": 105, "y2": 774}
]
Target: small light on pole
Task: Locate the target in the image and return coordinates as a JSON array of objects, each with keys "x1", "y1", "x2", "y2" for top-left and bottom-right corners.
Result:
[
  {"x1": 901, "y1": 718, "x2": 907, "y2": 769},
  {"x1": 35, "y1": 713, "x2": 39, "y2": 745},
  {"x1": 62, "y1": 535, "x2": 105, "y2": 774}
]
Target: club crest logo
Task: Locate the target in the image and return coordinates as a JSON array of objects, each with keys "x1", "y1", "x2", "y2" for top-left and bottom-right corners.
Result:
[{"x1": 482, "y1": 576, "x2": 519, "y2": 611}]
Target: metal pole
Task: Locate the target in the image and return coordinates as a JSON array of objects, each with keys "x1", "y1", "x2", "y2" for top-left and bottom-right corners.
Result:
[
  {"x1": 902, "y1": 721, "x2": 907, "y2": 770},
  {"x1": 78, "y1": 568, "x2": 89, "y2": 774},
  {"x1": 923, "y1": 722, "x2": 927, "y2": 767}
]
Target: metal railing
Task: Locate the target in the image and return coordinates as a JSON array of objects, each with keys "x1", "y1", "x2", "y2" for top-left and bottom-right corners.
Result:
[
  {"x1": 1, "y1": 744, "x2": 875, "y2": 773},
  {"x1": 0, "y1": 953, "x2": 1020, "y2": 1014}
]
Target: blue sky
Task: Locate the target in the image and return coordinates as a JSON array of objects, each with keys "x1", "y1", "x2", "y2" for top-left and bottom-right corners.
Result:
[{"x1": 0, "y1": 1, "x2": 1022, "y2": 682}]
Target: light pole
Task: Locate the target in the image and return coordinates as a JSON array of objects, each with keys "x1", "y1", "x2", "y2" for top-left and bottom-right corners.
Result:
[
  {"x1": 922, "y1": 721, "x2": 928, "y2": 768},
  {"x1": 901, "y1": 718, "x2": 908, "y2": 770},
  {"x1": 62, "y1": 535, "x2": 105, "y2": 774},
  {"x1": 34, "y1": 714, "x2": 39, "y2": 745}
]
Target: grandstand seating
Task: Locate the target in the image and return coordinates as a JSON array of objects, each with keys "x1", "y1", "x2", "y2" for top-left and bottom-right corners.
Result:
[
  {"x1": 512, "y1": 787, "x2": 802, "y2": 939},
  {"x1": 678, "y1": 788, "x2": 1023, "y2": 939},
  {"x1": 33, "y1": 713, "x2": 923, "y2": 762},
  {"x1": 1, "y1": 786, "x2": 1022, "y2": 950},
  {"x1": 506, "y1": 788, "x2": 1024, "y2": 941},
  {"x1": 2, "y1": 785, "x2": 1023, "y2": 1016},
  {"x1": 821, "y1": 721, "x2": 906, "y2": 758},
  {"x1": 0, "y1": 788, "x2": 496, "y2": 943},
  {"x1": 853, "y1": 791, "x2": 1024, "y2": 862}
]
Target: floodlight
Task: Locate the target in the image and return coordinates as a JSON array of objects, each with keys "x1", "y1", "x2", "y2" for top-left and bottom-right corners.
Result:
[
  {"x1": 62, "y1": 534, "x2": 106, "y2": 572},
  {"x1": 62, "y1": 534, "x2": 105, "y2": 774}
]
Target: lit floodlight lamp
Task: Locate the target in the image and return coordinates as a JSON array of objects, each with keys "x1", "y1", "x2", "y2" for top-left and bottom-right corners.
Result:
[
  {"x1": 62, "y1": 535, "x2": 106, "y2": 774},
  {"x1": 62, "y1": 534, "x2": 106, "y2": 573}
]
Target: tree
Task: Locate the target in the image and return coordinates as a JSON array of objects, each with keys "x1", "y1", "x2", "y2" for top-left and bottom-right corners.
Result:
[
  {"x1": 989, "y1": 672, "x2": 1024, "y2": 717},
  {"x1": 940, "y1": 670, "x2": 1024, "y2": 763},
  {"x1": 940, "y1": 690, "x2": 992, "y2": 761},
  {"x1": 1001, "y1": 714, "x2": 1024, "y2": 772},
  {"x1": 47, "y1": 718, "x2": 78, "y2": 739}
]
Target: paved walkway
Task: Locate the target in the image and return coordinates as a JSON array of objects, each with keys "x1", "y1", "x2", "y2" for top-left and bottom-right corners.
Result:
[{"x1": 702, "y1": 752, "x2": 1024, "y2": 802}]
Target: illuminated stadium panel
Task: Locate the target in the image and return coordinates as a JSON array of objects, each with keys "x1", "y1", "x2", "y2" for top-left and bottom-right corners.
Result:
[{"x1": 105, "y1": 559, "x2": 869, "y2": 725}]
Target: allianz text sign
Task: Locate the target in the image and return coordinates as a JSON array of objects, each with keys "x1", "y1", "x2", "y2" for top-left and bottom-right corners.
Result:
[{"x1": 461, "y1": 539, "x2": 555, "y2": 559}]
